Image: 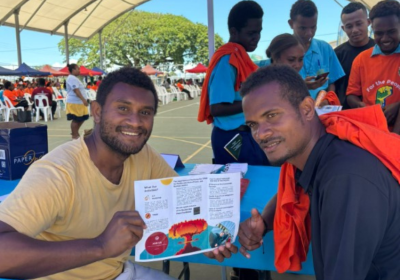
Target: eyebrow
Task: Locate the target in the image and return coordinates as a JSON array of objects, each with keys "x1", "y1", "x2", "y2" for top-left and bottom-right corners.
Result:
[
  {"x1": 260, "y1": 109, "x2": 278, "y2": 118},
  {"x1": 115, "y1": 99, "x2": 132, "y2": 105},
  {"x1": 245, "y1": 108, "x2": 279, "y2": 124},
  {"x1": 114, "y1": 99, "x2": 155, "y2": 111}
]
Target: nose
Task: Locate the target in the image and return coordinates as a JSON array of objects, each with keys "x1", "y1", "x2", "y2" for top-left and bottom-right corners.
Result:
[
  {"x1": 126, "y1": 112, "x2": 143, "y2": 127},
  {"x1": 381, "y1": 33, "x2": 390, "y2": 42},
  {"x1": 292, "y1": 61, "x2": 302, "y2": 72},
  {"x1": 254, "y1": 122, "x2": 273, "y2": 142},
  {"x1": 302, "y1": 28, "x2": 310, "y2": 37}
]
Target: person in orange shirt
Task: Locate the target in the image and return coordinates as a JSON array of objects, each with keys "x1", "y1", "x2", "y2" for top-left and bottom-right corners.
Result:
[
  {"x1": 46, "y1": 81, "x2": 54, "y2": 94},
  {"x1": 3, "y1": 81, "x2": 28, "y2": 109},
  {"x1": 176, "y1": 79, "x2": 193, "y2": 100},
  {"x1": 347, "y1": 1, "x2": 400, "y2": 133},
  {"x1": 91, "y1": 84, "x2": 98, "y2": 91},
  {"x1": 15, "y1": 82, "x2": 25, "y2": 98},
  {"x1": 24, "y1": 83, "x2": 33, "y2": 95}
]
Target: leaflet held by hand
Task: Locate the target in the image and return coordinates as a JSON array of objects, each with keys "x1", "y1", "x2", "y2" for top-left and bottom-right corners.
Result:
[{"x1": 134, "y1": 173, "x2": 241, "y2": 262}]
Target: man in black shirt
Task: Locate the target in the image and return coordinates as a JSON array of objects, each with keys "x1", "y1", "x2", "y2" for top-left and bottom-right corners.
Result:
[
  {"x1": 236, "y1": 65, "x2": 400, "y2": 280},
  {"x1": 335, "y1": 2, "x2": 375, "y2": 109}
]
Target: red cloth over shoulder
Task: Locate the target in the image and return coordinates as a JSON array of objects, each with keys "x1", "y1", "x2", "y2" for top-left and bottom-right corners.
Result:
[
  {"x1": 197, "y1": 43, "x2": 258, "y2": 124},
  {"x1": 274, "y1": 105, "x2": 400, "y2": 273},
  {"x1": 322, "y1": 91, "x2": 341, "y2": 105}
]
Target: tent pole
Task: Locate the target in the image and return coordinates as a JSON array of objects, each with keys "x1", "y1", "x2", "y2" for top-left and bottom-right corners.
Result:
[
  {"x1": 14, "y1": 9, "x2": 22, "y2": 66},
  {"x1": 207, "y1": 0, "x2": 215, "y2": 62},
  {"x1": 99, "y1": 29, "x2": 103, "y2": 70},
  {"x1": 64, "y1": 22, "x2": 70, "y2": 65}
]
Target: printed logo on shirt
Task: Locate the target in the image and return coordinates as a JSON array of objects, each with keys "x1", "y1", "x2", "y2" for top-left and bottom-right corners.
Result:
[
  {"x1": 375, "y1": 86, "x2": 393, "y2": 107},
  {"x1": 72, "y1": 85, "x2": 76, "y2": 88}
]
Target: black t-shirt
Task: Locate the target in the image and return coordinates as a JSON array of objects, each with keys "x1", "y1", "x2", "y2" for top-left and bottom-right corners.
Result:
[
  {"x1": 296, "y1": 133, "x2": 400, "y2": 280},
  {"x1": 334, "y1": 38, "x2": 375, "y2": 109}
]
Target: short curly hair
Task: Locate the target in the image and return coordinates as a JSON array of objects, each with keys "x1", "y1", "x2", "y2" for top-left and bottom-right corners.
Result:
[
  {"x1": 290, "y1": 0, "x2": 318, "y2": 21},
  {"x1": 96, "y1": 66, "x2": 158, "y2": 114},
  {"x1": 370, "y1": 0, "x2": 400, "y2": 22},
  {"x1": 240, "y1": 65, "x2": 310, "y2": 112},
  {"x1": 341, "y1": 2, "x2": 367, "y2": 17},
  {"x1": 228, "y1": 1, "x2": 263, "y2": 31}
]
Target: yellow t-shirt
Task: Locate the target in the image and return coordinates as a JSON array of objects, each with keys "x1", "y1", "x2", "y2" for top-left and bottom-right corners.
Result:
[{"x1": 0, "y1": 137, "x2": 177, "y2": 280}]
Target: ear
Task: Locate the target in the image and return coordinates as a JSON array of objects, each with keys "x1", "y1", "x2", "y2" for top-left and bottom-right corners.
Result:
[
  {"x1": 341, "y1": 25, "x2": 345, "y2": 32},
  {"x1": 299, "y1": 96, "x2": 316, "y2": 121},
  {"x1": 288, "y1": 19, "x2": 294, "y2": 29},
  {"x1": 90, "y1": 101, "x2": 102, "y2": 124},
  {"x1": 367, "y1": 18, "x2": 371, "y2": 27},
  {"x1": 229, "y1": 27, "x2": 238, "y2": 39}
]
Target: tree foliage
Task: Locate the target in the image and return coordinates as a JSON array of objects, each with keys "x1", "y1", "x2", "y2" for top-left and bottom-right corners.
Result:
[{"x1": 58, "y1": 11, "x2": 224, "y2": 68}]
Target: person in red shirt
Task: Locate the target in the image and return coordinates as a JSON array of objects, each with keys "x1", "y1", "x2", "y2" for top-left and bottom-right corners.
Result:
[
  {"x1": 32, "y1": 78, "x2": 57, "y2": 118},
  {"x1": 95, "y1": 76, "x2": 103, "y2": 87}
]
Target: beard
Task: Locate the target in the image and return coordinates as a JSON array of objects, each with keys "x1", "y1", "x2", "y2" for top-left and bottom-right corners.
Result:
[
  {"x1": 260, "y1": 137, "x2": 308, "y2": 167},
  {"x1": 99, "y1": 116, "x2": 151, "y2": 157}
]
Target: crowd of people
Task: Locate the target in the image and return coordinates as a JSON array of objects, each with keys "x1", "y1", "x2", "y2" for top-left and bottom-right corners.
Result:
[
  {"x1": 0, "y1": 1, "x2": 399, "y2": 280},
  {"x1": 198, "y1": 1, "x2": 400, "y2": 280}
]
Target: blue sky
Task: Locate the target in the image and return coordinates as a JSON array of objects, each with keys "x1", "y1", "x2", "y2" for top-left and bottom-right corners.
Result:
[{"x1": 0, "y1": 0, "x2": 350, "y2": 67}]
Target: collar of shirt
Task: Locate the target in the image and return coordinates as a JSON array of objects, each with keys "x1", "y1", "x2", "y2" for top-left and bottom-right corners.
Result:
[
  {"x1": 371, "y1": 43, "x2": 400, "y2": 57},
  {"x1": 295, "y1": 133, "x2": 336, "y2": 192},
  {"x1": 305, "y1": 39, "x2": 320, "y2": 56}
]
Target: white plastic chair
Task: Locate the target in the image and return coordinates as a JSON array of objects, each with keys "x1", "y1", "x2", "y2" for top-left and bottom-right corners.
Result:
[
  {"x1": 0, "y1": 100, "x2": 7, "y2": 121},
  {"x1": 24, "y1": 93, "x2": 34, "y2": 109},
  {"x1": 52, "y1": 87, "x2": 66, "y2": 111},
  {"x1": 2, "y1": 96, "x2": 24, "y2": 122},
  {"x1": 156, "y1": 86, "x2": 171, "y2": 105},
  {"x1": 171, "y1": 86, "x2": 186, "y2": 101},
  {"x1": 87, "y1": 89, "x2": 96, "y2": 101},
  {"x1": 52, "y1": 94, "x2": 62, "y2": 118},
  {"x1": 34, "y1": 94, "x2": 53, "y2": 122}
]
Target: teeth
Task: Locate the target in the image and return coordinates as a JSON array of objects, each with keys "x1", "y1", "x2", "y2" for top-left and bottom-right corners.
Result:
[
  {"x1": 122, "y1": 131, "x2": 139, "y2": 136},
  {"x1": 267, "y1": 141, "x2": 280, "y2": 147}
]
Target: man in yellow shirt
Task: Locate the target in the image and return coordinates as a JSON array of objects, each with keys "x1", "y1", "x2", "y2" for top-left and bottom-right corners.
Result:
[{"x1": 0, "y1": 67, "x2": 177, "y2": 280}]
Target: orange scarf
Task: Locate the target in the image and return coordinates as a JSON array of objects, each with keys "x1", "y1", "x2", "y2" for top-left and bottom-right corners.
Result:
[
  {"x1": 274, "y1": 105, "x2": 400, "y2": 273},
  {"x1": 197, "y1": 42, "x2": 258, "y2": 124}
]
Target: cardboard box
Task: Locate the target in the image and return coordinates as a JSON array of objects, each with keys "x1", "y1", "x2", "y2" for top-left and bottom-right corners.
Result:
[{"x1": 0, "y1": 122, "x2": 48, "y2": 180}]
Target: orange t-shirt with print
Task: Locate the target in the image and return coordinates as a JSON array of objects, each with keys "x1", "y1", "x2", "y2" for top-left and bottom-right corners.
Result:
[{"x1": 347, "y1": 47, "x2": 400, "y2": 108}]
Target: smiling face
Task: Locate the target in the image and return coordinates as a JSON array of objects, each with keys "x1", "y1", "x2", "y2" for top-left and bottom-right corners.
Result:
[
  {"x1": 274, "y1": 44, "x2": 305, "y2": 72},
  {"x1": 230, "y1": 18, "x2": 263, "y2": 52},
  {"x1": 372, "y1": 15, "x2": 400, "y2": 55},
  {"x1": 289, "y1": 15, "x2": 317, "y2": 46},
  {"x1": 341, "y1": 9, "x2": 370, "y2": 46},
  {"x1": 243, "y1": 82, "x2": 314, "y2": 166},
  {"x1": 98, "y1": 82, "x2": 155, "y2": 157}
]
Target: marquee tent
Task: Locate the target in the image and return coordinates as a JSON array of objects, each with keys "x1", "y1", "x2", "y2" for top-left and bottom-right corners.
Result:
[
  {"x1": 185, "y1": 63, "x2": 208, "y2": 73},
  {"x1": 59, "y1": 65, "x2": 103, "y2": 76},
  {"x1": 15, "y1": 63, "x2": 51, "y2": 76}
]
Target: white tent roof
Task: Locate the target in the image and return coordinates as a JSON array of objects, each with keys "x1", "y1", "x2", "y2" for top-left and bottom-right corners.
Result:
[
  {"x1": 349, "y1": 0, "x2": 380, "y2": 10},
  {"x1": 0, "y1": 0, "x2": 149, "y2": 40}
]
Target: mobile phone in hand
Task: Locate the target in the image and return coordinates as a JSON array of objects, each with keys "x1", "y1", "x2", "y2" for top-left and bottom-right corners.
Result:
[{"x1": 315, "y1": 72, "x2": 329, "y2": 80}]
